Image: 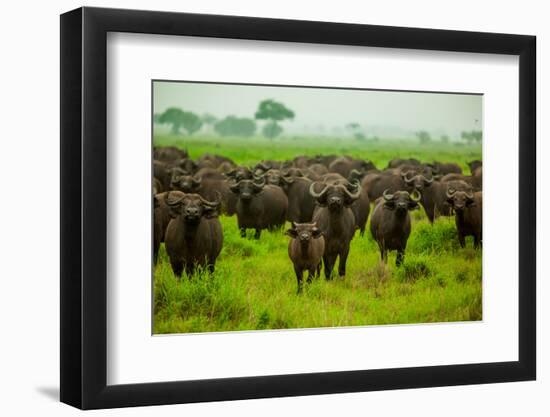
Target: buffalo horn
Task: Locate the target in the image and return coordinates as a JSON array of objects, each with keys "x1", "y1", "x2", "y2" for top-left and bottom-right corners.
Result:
[
  {"x1": 410, "y1": 190, "x2": 421, "y2": 202},
  {"x1": 166, "y1": 191, "x2": 186, "y2": 206},
  {"x1": 309, "y1": 182, "x2": 329, "y2": 199},
  {"x1": 342, "y1": 182, "x2": 361, "y2": 200},
  {"x1": 383, "y1": 189, "x2": 394, "y2": 201},
  {"x1": 199, "y1": 193, "x2": 221, "y2": 208},
  {"x1": 253, "y1": 177, "x2": 266, "y2": 191},
  {"x1": 402, "y1": 171, "x2": 415, "y2": 184}
]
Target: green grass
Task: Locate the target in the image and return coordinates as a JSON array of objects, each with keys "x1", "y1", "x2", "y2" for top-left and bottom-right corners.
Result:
[{"x1": 153, "y1": 133, "x2": 482, "y2": 334}]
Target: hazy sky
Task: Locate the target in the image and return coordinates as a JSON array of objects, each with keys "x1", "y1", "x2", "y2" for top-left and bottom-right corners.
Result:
[{"x1": 153, "y1": 81, "x2": 482, "y2": 139}]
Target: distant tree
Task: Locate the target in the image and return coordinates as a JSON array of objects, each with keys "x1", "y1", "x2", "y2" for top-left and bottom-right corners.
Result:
[
  {"x1": 214, "y1": 116, "x2": 257, "y2": 137},
  {"x1": 416, "y1": 130, "x2": 432, "y2": 144},
  {"x1": 472, "y1": 130, "x2": 482, "y2": 143},
  {"x1": 255, "y1": 99, "x2": 294, "y2": 140},
  {"x1": 202, "y1": 113, "x2": 217, "y2": 125},
  {"x1": 440, "y1": 134, "x2": 450, "y2": 144},
  {"x1": 201, "y1": 113, "x2": 218, "y2": 133},
  {"x1": 346, "y1": 122, "x2": 366, "y2": 141},
  {"x1": 157, "y1": 108, "x2": 202, "y2": 135},
  {"x1": 262, "y1": 122, "x2": 283, "y2": 139},
  {"x1": 181, "y1": 112, "x2": 203, "y2": 135},
  {"x1": 461, "y1": 130, "x2": 482, "y2": 144},
  {"x1": 158, "y1": 107, "x2": 186, "y2": 135}
]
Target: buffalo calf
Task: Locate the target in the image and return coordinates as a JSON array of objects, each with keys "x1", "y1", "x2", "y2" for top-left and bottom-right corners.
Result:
[{"x1": 286, "y1": 222, "x2": 325, "y2": 293}]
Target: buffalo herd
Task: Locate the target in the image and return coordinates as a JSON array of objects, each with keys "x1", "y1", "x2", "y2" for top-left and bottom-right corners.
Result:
[{"x1": 153, "y1": 146, "x2": 482, "y2": 293}]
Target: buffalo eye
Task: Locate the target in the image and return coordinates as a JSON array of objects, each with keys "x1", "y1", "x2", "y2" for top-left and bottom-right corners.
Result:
[{"x1": 285, "y1": 229, "x2": 298, "y2": 238}]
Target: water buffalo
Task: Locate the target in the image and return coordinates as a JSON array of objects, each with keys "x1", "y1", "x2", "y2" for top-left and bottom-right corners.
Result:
[
  {"x1": 419, "y1": 179, "x2": 472, "y2": 223},
  {"x1": 386, "y1": 158, "x2": 421, "y2": 169},
  {"x1": 164, "y1": 191, "x2": 223, "y2": 276},
  {"x1": 254, "y1": 160, "x2": 284, "y2": 176},
  {"x1": 307, "y1": 163, "x2": 329, "y2": 178},
  {"x1": 230, "y1": 178, "x2": 288, "y2": 239},
  {"x1": 153, "y1": 177, "x2": 163, "y2": 195},
  {"x1": 361, "y1": 171, "x2": 413, "y2": 201},
  {"x1": 286, "y1": 222, "x2": 325, "y2": 293},
  {"x1": 310, "y1": 181, "x2": 360, "y2": 279},
  {"x1": 468, "y1": 160, "x2": 482, "y2": 175},
  {"x1": 370, "y1": 190, "x2": 421, "y2": 266},
  {"x1": 277, "y1": 173, "x2": 317, "y2": 223},
  {"x1": 225, "y1": 166, "x2": 253, "y2": 182},
  {"x1": 198, "y1": 153, "x2": 235, "y2": 169},
  {"x1": 441, "y1": 173, "x2": 482, "y2": 191},
  {"x1": 446, "y1": 188, "x2": 482, "y2": 248},
  {"x1": 322, "y1": 176, "x2": 370, "y2": 236},
  {"x1": 426, "y1": 161, "x2": 462, "y2": 176},
  {"x1": 153, "y1": 160, "x2": 172, "y2": 191},
  {"x1": 153, "y1": 191, "x2": 172, "y2": 264},
  {"x1": 291, "y1": 155, "x2": 314, "y2": 169},
  {"x1": 328, "y1": 156, "x2": 376, "y2": 178},
  {"x1": 153, "y1": 146, "x2": 188, "y2": 162},
  {"x1": 169, "y1": 169, "x2": 233, "y2": 214},
  {"x1": 313, "y1": 154, "x2": 339, "y2": 168}
]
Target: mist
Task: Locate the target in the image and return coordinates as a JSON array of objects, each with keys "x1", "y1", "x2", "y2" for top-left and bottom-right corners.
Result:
[{"x1": 153, "y1": 81, "x2": 482, "y2": 140}]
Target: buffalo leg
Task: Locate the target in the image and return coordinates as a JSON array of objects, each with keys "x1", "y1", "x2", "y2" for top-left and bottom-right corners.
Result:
[
  {"x1": 474, "y1": 234, "x2": 481, "y2": 249},
  {"x1": 315, "y1": 262, "x2": 322, "y2": 277},
  {"x1": 294, "y1": 266, "x2": 303, "y2": 294},
  {"x1": 184, "y1": 264, "x2": 195, "y2": 278},
  {"x1": 254, "y1": 228, "x2": 261, "y2": 239},
  {"x1": 240, "y1": 227, "x2": 246, "y2": 238},
  {"x1": 307, "y1": 267, "x2": 316, "y2": 283},
  {"x1": 458, "y1": 233, "x2": 466, "y2": 248},
  {"x1": 324, "y1": 254, "x2": 337, "y2": 280},
  {"x1": 323, "y1": 255, "x2": 332, "y2": 280},
  {"x1": 396, "y1": 250, "x2": 405, "y2": 267},
  {"x1": 378, "y1": 243, "x2": 387, "y2": 263},
  {"x1": 338, "y1": 245, "x2": 350, "y2": 277},
  {"x1": 170, "y1": 259, "x2": 183, "y2": 278}
]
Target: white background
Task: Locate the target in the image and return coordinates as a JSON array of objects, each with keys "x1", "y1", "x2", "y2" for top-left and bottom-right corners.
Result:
[
  {"x1": 0, "y1": 0, "x2": 546, "y2": 416},
  {"x1": 108, "y1": 33, "x2": 518, "y2": 384}
]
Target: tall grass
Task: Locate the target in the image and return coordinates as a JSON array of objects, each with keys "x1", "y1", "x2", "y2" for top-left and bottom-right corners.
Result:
[{"x1": 153, "y1": 134, "x2": 482, "y2": 334}]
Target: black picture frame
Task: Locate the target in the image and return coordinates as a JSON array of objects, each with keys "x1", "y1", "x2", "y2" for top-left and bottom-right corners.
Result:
[{"x1": 60, "y1": 6, "x2": 536, "y2": 410}]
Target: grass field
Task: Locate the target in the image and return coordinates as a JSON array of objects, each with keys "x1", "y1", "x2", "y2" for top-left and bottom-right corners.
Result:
[{"x1": 153, "y1": 134, "x2": 482, "y2": 334}]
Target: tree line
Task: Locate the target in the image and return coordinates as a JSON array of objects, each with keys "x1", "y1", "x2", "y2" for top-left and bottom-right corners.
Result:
[{"x1": 154, "y1": 99, "x2": 295, "y2": 140}]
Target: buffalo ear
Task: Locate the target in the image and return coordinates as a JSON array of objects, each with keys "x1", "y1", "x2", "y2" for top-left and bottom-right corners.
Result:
[
  {"x1": 408, "y1": 200, "x2": 419, "y2": 210},
  {"x1": 383, "y1": 200, "x2": 396, "y2": 210},
  {"x1": 317, "y1": 193, "x2": 328, "y2": 206},
  {"x1": 466, "y1": 198, "x2": 476, "y2": 207},
  {"x1": 203, "y1": 205, "x2": 220, "y2": 219},
  {"x1": 312, "y1": 228, "x2": 323, "y2": 238},
  {"x1": 285, "y1": 228, "x2": 298, "y2": 238}
]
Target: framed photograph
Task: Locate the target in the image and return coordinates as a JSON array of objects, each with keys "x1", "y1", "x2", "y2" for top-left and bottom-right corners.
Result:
[{"x1": 60, "y1": 6, "x2": 536, "y2": 409}]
